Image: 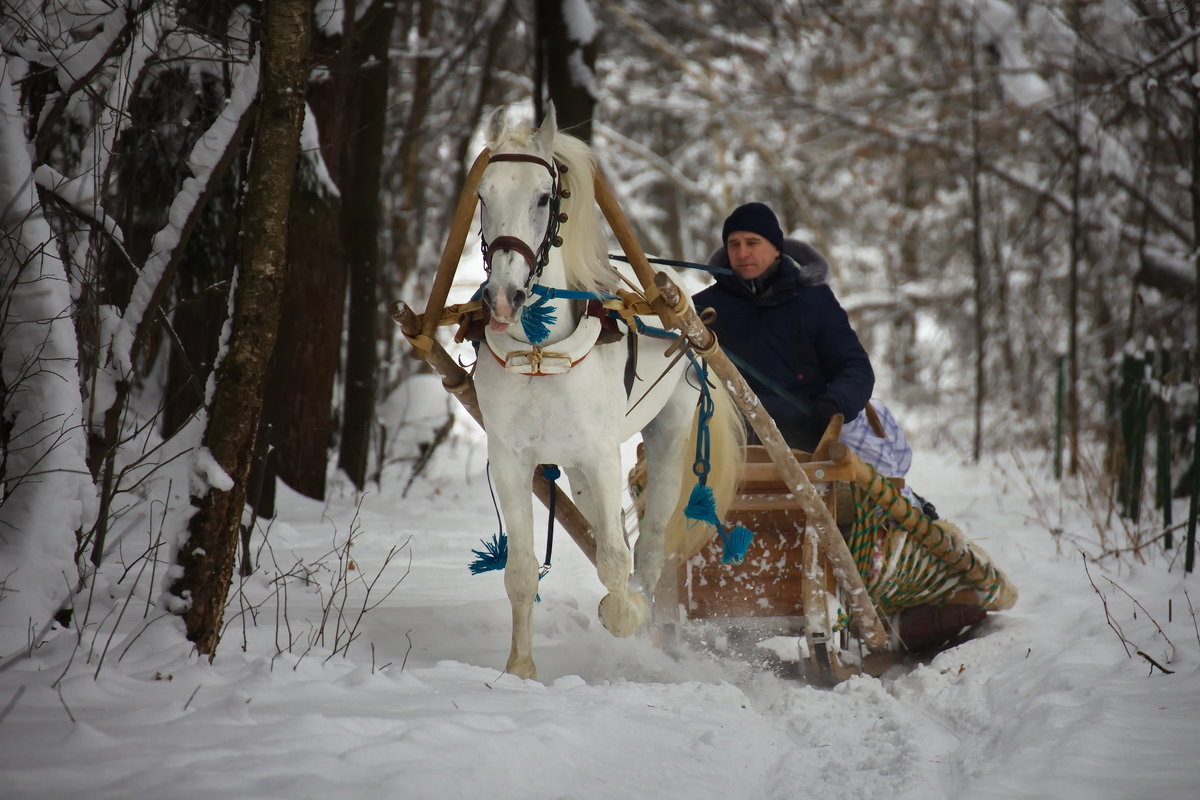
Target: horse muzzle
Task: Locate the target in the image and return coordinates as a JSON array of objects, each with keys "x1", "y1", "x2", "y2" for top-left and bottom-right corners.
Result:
[{"x1": 483, "y1": 283, "x2": 528, "y2": 328}]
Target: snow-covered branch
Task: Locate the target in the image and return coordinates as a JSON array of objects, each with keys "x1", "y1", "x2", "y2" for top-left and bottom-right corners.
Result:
[{"x1": 121, "y1": 50, "x2": 260, "y2": 371}]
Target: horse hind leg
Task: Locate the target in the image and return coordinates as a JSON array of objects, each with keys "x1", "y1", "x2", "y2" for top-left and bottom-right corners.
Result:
[
  {"x1": 564, "y1": 466, "x2": 602, "y2": 538},
  {"x1": 582, "y1": 454, "x2": 648, "y2": 638},
  {"x1": 632, "y1": 381, "x2": 697, "y2": 612}
]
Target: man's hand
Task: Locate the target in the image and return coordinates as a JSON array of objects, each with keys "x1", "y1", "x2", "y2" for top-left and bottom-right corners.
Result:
[{"x1": 812, "y1": 397, "x2": 839, "y2": 425}]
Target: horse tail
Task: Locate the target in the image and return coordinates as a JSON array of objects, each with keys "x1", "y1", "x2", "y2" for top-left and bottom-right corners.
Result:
[{"x1": 663, "y1": 369, "x2": 747, "y2": 561}]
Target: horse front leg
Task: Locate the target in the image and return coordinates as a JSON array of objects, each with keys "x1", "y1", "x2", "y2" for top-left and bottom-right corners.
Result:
[
  {"x1": 586, "y1": 452, "x2": 648, "y2": 638},
  {"x1": 491, "y1": 453, "x2": 540, "y2": 680}
]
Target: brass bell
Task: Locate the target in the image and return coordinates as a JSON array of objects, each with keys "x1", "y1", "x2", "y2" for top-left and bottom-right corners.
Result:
[
  {"x1": 561, "y1": 189, "x2": 571, "y2": 199},
  {"x1": 552, "y1": 235, "x2": 563, "y2": 247},
  {"x1": 558, "y1": 212, "x2": 568, "y2": 223}
]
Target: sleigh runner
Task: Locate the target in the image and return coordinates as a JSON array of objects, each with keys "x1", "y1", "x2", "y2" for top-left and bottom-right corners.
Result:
[{"x1": 392, "y1": 107, "x2": 1016, "y2": 683}]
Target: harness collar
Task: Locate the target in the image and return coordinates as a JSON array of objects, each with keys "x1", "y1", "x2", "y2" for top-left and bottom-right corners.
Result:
[{"x1": 485, "y1": 315, "x2": 603, "y2": 376}]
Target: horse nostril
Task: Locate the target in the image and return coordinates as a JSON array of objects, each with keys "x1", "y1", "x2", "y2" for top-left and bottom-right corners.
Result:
[{"x1": 511, "y1": 290, "x2": 527, "y2": 309}]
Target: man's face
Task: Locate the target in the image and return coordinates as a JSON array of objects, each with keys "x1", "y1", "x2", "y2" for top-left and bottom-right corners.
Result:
[{"x1": 726, "y1": 232, "x2": 781, "y2": 280}]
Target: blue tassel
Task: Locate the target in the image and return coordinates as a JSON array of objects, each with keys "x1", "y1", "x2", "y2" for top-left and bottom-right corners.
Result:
[
  {"x1": 721, "y1": 524, "x2": 755, "y2": 565},
  {"x1": 520, "y1": 299, "x2": 556, "y2": 343},
  {"x1": 467, "y1": 532, "x2": 545, "y2": 602},
  {"x1": 468, "y1": 532, "x2": 508, "y2": 574},
  {"x1": 683, "y1": 483, "x2": 721, "y2": 528}
]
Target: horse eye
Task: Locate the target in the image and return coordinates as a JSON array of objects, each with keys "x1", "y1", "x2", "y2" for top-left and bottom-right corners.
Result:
[{"x1": 537, "y1": 193, "x2": 550, "y2": 207}]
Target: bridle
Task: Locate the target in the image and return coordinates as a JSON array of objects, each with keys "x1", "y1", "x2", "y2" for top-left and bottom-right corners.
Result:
[{"x1": 479, "y1": 152, "x2": 568, "y2": 286}]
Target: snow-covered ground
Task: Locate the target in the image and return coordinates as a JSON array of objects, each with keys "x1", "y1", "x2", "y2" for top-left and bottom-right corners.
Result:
[{"x1": 1, "y1": 413, "x2": 1197, "y2": 800}]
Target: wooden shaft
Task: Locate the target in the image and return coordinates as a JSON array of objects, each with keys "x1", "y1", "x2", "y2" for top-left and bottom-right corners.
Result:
[
  {"x1": 801, "y1": 526, "x2": 832, "y2": 667},
  {"x1": 594, "y1": 169, "x2": 659, "y2": 295},
  {"x1": 652, "y1": 273, "x2": 890, "y2": 652},
  {"x1": 392, "y1": 302, "x2": 597, "y2": 565},
  {"x1": 828, "y1": 441, "x2": 1018, "y2": 611},
  {"x1": 421, "y1": 148, "x2": 491, "y2": 342}
]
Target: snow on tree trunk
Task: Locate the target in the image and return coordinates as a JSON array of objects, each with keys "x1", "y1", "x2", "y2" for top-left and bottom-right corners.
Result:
[
  {"x1": 166, "y1": 0, "x2": 312, "y2": 657},
  {"x1": 0, "y1": 65, "x2": 96, "y2": 654},
  {"x1": 536, "y1": 0, "x2": 597, "y2": 142}
]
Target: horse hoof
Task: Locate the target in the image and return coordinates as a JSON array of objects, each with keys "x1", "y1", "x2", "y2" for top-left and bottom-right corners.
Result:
[
  {"x1": 506, "y1": 655, "x2": 537, "y2": 680},
  {"x1": 598, "y1": 591, "x2": 647, "y2": 638}
]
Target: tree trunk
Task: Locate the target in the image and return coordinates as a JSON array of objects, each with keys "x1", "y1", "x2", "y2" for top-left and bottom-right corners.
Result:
[
  {"x1": 338, "y1": 0, "x2": 397, "y2": 489},
  {"x1": 535, "y1": 0, "x2": 597, "y2": 142},
  {"x1": 968, "y1": 14, "x2": 987, "y2": 463},
  {"x1": 391, "y1": 0, "x2": 435, "y2": 294},
  {"x1": 1066, "y1": 3, "x2": 1083, "y2": 477},
  {"x1": 263, "y1": 11, "x2": 352, "y2": 502},
  {"x1": 1187, "y1": 0, "x2": 1199, "y2": 573},
  {"x1": 170, "y1": 0, "x2": 311, "y2": 657}
]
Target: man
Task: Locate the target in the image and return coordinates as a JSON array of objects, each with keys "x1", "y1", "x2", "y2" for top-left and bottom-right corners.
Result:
[{"x1": 693, "y1": 202, "x2": 874, "y2": 452}]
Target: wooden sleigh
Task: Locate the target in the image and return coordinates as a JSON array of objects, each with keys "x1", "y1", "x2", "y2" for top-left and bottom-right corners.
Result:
[
  {"x1": 640, "y1": 424, "x2": 1018, "y2": 684},
  {"x1": 391, "y1": 144, "x2": 1017, "y2": 685}
]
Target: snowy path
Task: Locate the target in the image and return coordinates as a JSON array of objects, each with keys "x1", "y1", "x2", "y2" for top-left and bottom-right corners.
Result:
[{"x1": 1, "y1": 446, "x2": 1197, "y2": 799}]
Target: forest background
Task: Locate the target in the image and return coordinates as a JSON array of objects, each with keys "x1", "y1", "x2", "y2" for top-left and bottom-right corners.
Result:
[{"x1": 1, "y1": 0, "x2": 1197, "y2": 656}]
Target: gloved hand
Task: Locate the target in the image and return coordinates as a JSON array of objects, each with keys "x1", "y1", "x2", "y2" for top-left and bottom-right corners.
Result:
[{"x1": 811, "y1": 397, "x2": 840, "y2": 426}]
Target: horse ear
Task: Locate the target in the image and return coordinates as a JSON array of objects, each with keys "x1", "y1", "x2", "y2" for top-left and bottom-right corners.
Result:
[
  {"x1": 535, "y1": 101, "x2": 557, "y2": 149},
  {"x1": 485, "y1": 105, "x2": 507, "y2": 147}
]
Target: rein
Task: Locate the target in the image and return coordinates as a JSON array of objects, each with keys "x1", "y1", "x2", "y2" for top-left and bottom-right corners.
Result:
[{"x1": 608, "y1": 253, "x2": 733, "y2": 276}]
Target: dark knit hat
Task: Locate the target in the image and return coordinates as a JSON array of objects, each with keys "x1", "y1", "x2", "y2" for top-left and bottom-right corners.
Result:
[{"x1": 722, "y1": 202, "x2": 784, "y2": 251}]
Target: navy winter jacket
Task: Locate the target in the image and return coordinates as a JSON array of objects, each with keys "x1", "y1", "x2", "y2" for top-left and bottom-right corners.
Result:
[{"x1": 693, "y1": 241, "x2": 874, "y2": 451}]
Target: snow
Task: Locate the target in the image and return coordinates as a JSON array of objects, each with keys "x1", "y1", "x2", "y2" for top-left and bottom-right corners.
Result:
[
  {"x1": 300, "y1": 102, "x2": 341, "y2": 200},
  {"x1": 563, "y1": 0, "x2": 598, "y2": 45},
  {"x1": 563, "y1": 0, "x2": 599, "y2": 98},
  {"x1": 119, "y1": 50, "x2": 260, "y2": 369},
  {"x1": 194, "y1": 447, "x2": 234, "y2": 492},
  {"x1": 975, "y1": 0, "x2": 1055, "y2": 108},
  {"x1": 0, "y1": 60, "x2": 94, "y2": 646},
  {"x1": 1, "y1": 414, "x2": 1197, "y2": 800},
  {"x1": 3, "y1": 3, "x2": 1198, "y2": 796}
]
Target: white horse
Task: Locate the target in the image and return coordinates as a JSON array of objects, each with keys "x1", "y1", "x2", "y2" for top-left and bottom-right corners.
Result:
[{"x1": 473, "y1": 105, "x2": 745, "y2": 680}]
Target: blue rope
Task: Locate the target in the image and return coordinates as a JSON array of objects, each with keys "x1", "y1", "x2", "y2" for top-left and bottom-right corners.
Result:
[
  {"x1": 634, "y1": 318, "x2": 680, "y2": 339},
  {"x1": 692, "y1": 359, "x2": 715, "y2": 486},
  {"x1": 529, "y1": 284, "x2": 622, "y2": 302},
  {"x1": 681, "y1": 358, "x2": 756, "y2": 565}
]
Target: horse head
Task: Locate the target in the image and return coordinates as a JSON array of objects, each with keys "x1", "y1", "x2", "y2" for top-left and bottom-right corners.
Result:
[{"x1": 478, "y1": 104, "x2": 563, "y2": 332}]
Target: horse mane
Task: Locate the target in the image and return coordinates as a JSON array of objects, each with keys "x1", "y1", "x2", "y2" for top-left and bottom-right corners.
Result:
[
  {"x1": 490, "y1": 121, "x2": 616, "y2": 294},
  {"x1": 551, "y1": 133, "x2": 616, "y2": 293}
]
